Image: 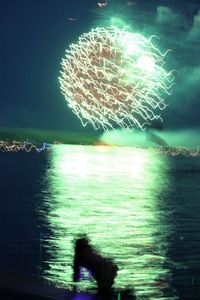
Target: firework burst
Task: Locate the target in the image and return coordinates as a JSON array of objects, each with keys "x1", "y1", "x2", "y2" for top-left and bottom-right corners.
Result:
[{"x1": 59, "y1": 26, "x2": 174, "y2": 131}]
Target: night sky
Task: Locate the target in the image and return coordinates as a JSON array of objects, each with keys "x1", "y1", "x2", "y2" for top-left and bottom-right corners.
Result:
[{"x1": 1, "y1": 0, "x2": 200, "y2": 134}]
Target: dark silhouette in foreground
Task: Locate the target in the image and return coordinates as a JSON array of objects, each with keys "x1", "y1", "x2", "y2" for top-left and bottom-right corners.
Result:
[{"x1": 73, "y1": 236, "x2": 118, "y2": 293}]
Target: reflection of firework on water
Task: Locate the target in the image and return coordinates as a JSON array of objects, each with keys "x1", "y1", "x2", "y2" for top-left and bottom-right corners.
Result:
[{"x1": 59, "y1": 26, "x2": 174, "y2": 131}]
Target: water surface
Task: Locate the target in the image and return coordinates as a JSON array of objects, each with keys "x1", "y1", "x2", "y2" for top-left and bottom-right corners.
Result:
[{"x1": 0, "y1": 145, "x2": 200, "y2": 299}]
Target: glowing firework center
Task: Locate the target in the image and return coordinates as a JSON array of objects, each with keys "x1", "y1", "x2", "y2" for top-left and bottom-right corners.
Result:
[{"x1": 59, "y1": 27, "x2": 174, "y2": 131}]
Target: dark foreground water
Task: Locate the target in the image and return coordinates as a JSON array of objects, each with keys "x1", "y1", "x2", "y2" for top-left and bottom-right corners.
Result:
[{"x1": 0, "y1": 145, "x2": 200, "y2": 299}]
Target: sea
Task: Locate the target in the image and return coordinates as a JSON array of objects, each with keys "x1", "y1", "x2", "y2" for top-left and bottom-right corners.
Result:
[{"x1": 0, "y1": 145, "x2": 200, "y2": 299}]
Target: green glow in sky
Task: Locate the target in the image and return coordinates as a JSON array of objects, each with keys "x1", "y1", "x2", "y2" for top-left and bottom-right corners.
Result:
[
  {"x1": 110, "y1": 16, "x2": 130, "y2": 30},
  {"x1": 40, "y1": 145, "x2": 177, "y2": 298}
]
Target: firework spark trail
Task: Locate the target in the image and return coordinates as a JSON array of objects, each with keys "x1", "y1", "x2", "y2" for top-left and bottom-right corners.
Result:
[{"x1": 59, "y1": 26, "x2": 174, "y2": 131}]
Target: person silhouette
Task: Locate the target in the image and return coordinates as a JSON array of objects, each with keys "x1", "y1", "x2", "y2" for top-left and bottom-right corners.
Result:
[{"x1": 73, "y1": 236, "x2": 118, "y2": 292}]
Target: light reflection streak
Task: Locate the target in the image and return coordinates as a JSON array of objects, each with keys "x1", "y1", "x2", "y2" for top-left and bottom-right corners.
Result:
[{"x1": 41, "y1": 145, "x2": 177, "y2": 299}]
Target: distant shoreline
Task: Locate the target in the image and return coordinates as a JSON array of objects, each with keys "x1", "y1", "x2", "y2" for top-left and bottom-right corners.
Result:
[{"x1": 0, "y1": 127, "x2": 100, "y2": 145}]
